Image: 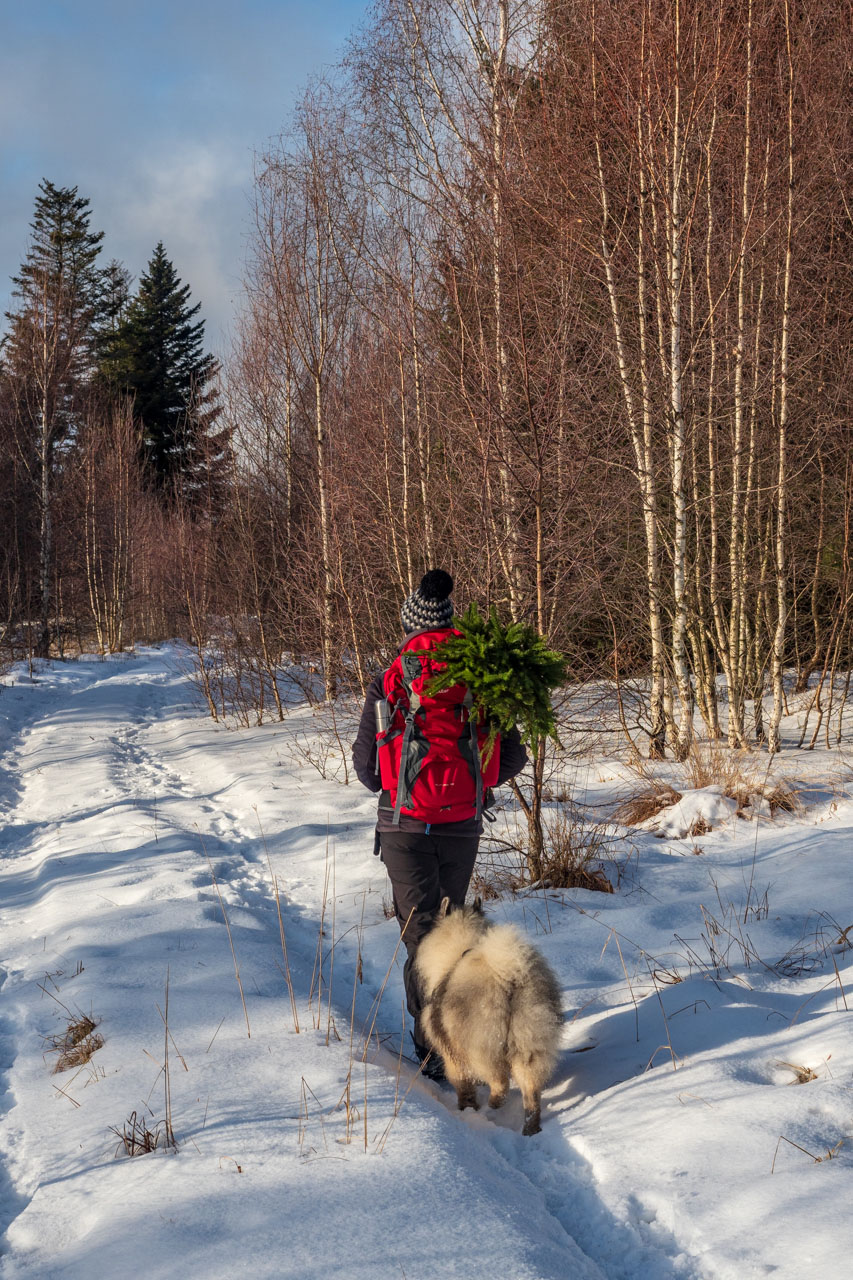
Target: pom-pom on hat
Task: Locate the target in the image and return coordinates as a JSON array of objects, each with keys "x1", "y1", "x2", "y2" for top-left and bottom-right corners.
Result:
[{"x1": 401, "y1": 569, "x2": 454, "y2": 634}]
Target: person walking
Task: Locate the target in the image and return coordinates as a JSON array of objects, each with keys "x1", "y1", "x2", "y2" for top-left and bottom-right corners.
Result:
[{"x1": 352, "y1": 569, "x2": 528, "y2": 1079}]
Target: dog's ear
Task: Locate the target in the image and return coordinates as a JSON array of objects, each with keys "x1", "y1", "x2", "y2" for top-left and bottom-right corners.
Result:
[
  {"x1": 437, "y1": 896, "x2": 451, "y2": 920},
  {"x1": 472, "y1": 896, "x2": 483, "y2": 913}
]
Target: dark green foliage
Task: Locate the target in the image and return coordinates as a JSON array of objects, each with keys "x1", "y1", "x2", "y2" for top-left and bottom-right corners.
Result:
[
  {"x1": 424, "y1": 604, "x2": 568, "y2": 755},
  {"x1": 99, "y1": 242, "x2": 225, "y2": 499},
  {"x1": 8, "y1": 180, "x2": 104, "y2": 327},
  {"x1": 96, "y1": 259, "x2": 133, "y2": 346},
  {"x1": 3, "y1": 179, "x2": 104, "y2": 419}
]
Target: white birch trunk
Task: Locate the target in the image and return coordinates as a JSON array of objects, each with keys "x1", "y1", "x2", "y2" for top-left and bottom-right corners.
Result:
[{"x1": 768, "y1": 0, "x2": 795, "y2": 754}]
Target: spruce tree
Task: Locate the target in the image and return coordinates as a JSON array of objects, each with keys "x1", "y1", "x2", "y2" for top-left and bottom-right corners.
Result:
[
  {"x1": 3, "y1": 180, "x2": 104, "y2": 421},
  {"x1": 99, "y1": 242, "x2": 226, "y2": 500},
  {"x1": 96, "y1": 259, "x2": 133, "y2": 343},
  {"x1": 1, "y1": 180, "x2": 104, "y2": 654}
]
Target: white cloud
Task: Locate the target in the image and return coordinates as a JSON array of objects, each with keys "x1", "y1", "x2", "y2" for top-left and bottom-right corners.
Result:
[
  {"x1": 0, "y1": 0, "x2": 362, "y2": 347},
  {"x1": 98, "y1": 141, "x2": 249, "y2": 351}
]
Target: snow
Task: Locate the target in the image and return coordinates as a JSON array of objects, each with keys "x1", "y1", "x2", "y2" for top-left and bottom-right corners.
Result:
[
  {"x1": 1, "y1": 647, "x2": 852, "y2": 1279},
  {"x1": 641, "y1": 785, "x2": 739, "y2": 838}
]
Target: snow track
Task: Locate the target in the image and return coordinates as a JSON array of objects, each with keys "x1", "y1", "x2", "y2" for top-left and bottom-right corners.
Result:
[{"x1": 1, "y1": 649, "x2": 852, "y2": 1278}]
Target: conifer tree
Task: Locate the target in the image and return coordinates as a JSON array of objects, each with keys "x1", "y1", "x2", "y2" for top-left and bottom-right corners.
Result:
[
  {"x1": 1, "y1": 180, "x2": 104, "y2": 654},
  {"x1": 96, "y1": 259, "x2": 133, "y2": 345},
  {"x1": 99, "y1": 243, "x2": 226, "y2": 501}
]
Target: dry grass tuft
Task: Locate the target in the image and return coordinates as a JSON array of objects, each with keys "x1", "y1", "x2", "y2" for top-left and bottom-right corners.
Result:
[
  {"x1": 683, "y1": 743, "x2": 804, "y2": 819},
  {"x1": 613, "y1": 786, "x2": 682, "y2": 827},
  {"x1": 48, "y1": 1015, "x2": 104, "y2": 1074},
  {"x1": 110, "y1": 1110, "x2": 169, "y2": 1157},
  {"x1": 681, "y1": 742, "x2": 757, "y2": 794},
  {"x1": 777, "y1": 1061, "x2": 819, "y2": 1084},
  {"x1": 617, "y1": 741, "x2": 802, "y2": 829},
  {"x1": 764, "y1": 782, "x2": 801, "y2": 817},
  {"x1": 771, "y1": 1134, "x2": 843, "y2": 1172}
]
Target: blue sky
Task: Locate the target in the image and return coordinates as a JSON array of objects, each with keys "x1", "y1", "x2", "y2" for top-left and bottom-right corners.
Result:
[{"x1": 0, "y1": 0, "x2": 367, "y2": 352}]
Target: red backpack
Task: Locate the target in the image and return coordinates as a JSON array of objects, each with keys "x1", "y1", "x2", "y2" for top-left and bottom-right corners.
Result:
[{"x1": 376, "y1": 628, "x2": 500, "y2": 825}]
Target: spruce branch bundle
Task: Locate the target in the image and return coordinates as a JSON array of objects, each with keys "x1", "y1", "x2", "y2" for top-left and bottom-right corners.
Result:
[{"x1": 422, "y1": 604, "x2": 567, "y2": 756}]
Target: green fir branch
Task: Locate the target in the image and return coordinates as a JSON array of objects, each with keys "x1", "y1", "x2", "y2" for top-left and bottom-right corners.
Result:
[{"x1": 421, "y1": 604, "x2": 567, "y2": 756}]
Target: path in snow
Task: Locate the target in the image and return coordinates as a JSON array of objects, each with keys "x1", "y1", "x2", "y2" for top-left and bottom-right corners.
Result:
[
  {"x1": 0, "y1": 651, "x2": 670, "y2": 1280},
  {"x1": 2, "y1": 649, "x2": 852, "y2": 1279}
]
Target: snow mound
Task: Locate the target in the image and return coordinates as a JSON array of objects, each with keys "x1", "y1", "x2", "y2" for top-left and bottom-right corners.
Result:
[{"x1": 645, "y1": 784, "x2": 738, "y2": 838}]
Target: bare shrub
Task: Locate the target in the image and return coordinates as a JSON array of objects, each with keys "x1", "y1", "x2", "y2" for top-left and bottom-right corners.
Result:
[
  {"x1": 536, "y1": 807, "x2": 615, "y2": 893},
  {"x1": 282, "y1": 699, "x2": 356, "y2": 784}
]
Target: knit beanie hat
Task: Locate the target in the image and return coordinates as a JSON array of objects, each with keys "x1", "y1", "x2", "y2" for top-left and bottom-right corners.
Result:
[{"x1": 401, "y1": 569, "x2": 454, "y2": 634}]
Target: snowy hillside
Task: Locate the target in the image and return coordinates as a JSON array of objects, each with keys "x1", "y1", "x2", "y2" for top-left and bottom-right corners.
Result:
[{"x1": 1, "y1": 648, "x2": 852, "y2": 1279}]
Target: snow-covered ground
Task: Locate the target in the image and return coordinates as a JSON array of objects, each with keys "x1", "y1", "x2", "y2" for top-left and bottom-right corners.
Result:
[{"x1": 1, "y1": 647, "x2": 852, "y2": 1279}]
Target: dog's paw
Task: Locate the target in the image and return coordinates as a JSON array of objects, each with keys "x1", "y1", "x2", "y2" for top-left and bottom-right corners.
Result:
[{"x1": 521, "y1": 1109, "x2": 542, "y2": 1136}]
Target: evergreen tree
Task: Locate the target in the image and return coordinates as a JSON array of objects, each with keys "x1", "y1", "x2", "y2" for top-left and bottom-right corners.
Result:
[
  {"x1": 96, "y1": 259, "x2": 133, "y2": 343},
  {"x1": 1, "y1": 180, "x2": 104, "y2": 654},
  {"x1": 100, "y1": 242, "x2": 226, "y2": 500},
  {"x1": 3, "y1": 179, "x2": 104, "y2": 424}
]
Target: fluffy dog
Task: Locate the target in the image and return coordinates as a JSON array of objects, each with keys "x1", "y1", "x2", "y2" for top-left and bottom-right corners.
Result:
[{"x1": 413, "y1": 897, "x2": 562, "y2": 1135}]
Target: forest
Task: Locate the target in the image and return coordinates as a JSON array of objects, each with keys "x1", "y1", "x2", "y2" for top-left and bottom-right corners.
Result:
[{"x1": 1, "y1": 0, "x2": 851, "y2": 762}]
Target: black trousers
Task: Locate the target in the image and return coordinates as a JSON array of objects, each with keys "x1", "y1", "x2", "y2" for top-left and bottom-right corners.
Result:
[{"x1": 379, "y1": 828, "x2": 479, "y2": 1050}]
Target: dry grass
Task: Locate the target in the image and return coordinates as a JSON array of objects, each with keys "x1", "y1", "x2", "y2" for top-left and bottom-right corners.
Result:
[
  {"x1": 612, "y1": 786, "x2": 682, "y2": 827},
  {"x1": 771, "y1": 1134, "x2": 843, "y2": 1172},
  {"x1": 614, "y1": 740, "x2": 801, "y2": 829},
  {"x1": 763, "y1": 781, "x2": 801, "y2": 817},
  {"x1": 110, "y1": 1110, "x2": 168, "y2": 1157},
  {"x1": 538, "y1": 808, "x2": 615, "y2": 894},
  {"x1": 683, "y1": 743, "x2": 803, "y2": 818},
  {"x1": 48, "y1": 1015, "x2": 104, "y2": 1074},
  {"x1": 777, "y1": 1061, "x2": 819, "y2": 1084},
  {"x1": 681, "y1": 742, "x2": 763, "y2": 799}
]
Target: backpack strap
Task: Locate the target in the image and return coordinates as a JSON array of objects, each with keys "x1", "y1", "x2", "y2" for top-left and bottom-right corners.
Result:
[
  {"x1": 391, "y1": 651, "x2": 429, "y2": 825},
  {"x1": 462, "y1": 688, "x2": 484, "y2": 823},
  {"x1": 400, "y1": 653, "x2": 424, "y2": 714}
]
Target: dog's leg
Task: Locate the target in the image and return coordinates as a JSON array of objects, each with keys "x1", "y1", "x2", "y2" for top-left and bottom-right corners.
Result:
[
  {"x1": 521, "y1": 1101, "x2": 541, "y2": 1136},
  {"x1": 514, "y1": 1061, "x2": 544, "y2": 1136},
  {"x1": 443, "y1": 1054, "x2": 479, "y2": 1111},
  {"x1": 487, "y1": 1071, "x2": 510, "y2": 1110},
  {"x1": 455, "y1": 1078, "x2": 479, "y2": 1112}
]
